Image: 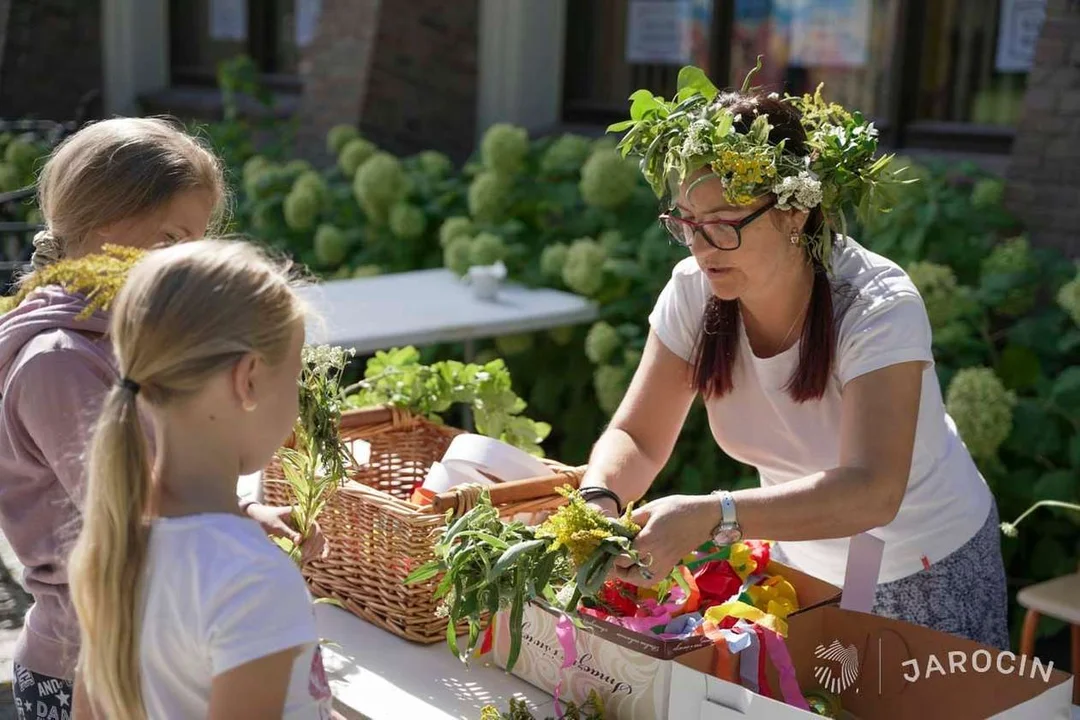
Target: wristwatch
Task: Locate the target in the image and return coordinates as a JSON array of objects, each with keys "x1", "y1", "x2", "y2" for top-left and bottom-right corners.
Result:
[{"x1": 709, "y1": 490, "x2": 743, "y2": 545}]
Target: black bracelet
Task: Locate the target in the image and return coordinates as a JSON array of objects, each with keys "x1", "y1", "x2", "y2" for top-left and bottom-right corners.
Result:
[{"x1": 580, "y1": 486, "x2": 624, "y2": 516}]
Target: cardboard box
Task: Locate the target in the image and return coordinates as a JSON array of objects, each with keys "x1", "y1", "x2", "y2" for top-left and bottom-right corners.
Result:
[
  {"x1": 489, "y1": 561, "x2": 841, "y2": 720},
  {"x1": 668, "y1": 604, "x2": 1075, "y2": 719}
]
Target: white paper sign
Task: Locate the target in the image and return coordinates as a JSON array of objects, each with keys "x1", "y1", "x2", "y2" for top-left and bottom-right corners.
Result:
[
  {"x1": 626, "y1": 0, "x2": 693, "y2": 65},
  {"x1": 788, "y1": 0, "x2": 871, "y2": 68},
  {"x1": 209, "y1": 0, "x2": 247, "y2": 41},
  {"x1": 296, "y1": 0, "x2": 323, "y2": 47},
  {"x1": 995, "y1": 0, "x2": 1047, "y2": 72}
]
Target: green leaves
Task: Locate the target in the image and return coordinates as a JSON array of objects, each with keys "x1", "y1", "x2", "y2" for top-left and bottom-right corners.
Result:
[
  {"x1": 676, "y1": 66, "x2": 718, "y2": 102},
  {"x1": 1050, "y1": 366, "x2": 1080, "y2": 408},
  {"x1": 275, "y1": 344, "x2": 356, "y2": 567},
  {"x1": 347, "y1": 346, "x2": 550, "y2": 456}
]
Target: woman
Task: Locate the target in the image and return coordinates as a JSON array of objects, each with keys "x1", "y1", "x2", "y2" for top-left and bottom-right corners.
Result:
[{"x1": 580, "y1": 70, "x2": 1008, "y2": 649}]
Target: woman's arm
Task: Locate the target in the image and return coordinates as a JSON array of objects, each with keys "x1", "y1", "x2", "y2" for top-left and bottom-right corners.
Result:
[
  {"x1": 616, "y1": 360, "x2": 923, "y2": 584},
  {"x1": 208, "y1": 646, "x2": 304, "y2": 719},
  {"x1": 581, "y1": 330, "x2": 698, "y2": 513}
]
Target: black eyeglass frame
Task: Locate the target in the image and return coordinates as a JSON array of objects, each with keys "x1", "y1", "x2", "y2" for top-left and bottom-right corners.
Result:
[{"x1": 658, "y1": 197, "x2": 778, "y2": 251}]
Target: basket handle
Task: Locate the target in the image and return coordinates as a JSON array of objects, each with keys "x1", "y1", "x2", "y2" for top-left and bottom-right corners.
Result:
[{"x1": 430, "y1": 465, "x2": 586, "y2": 515}]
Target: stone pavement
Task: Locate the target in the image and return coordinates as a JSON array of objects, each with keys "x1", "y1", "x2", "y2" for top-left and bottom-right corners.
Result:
[{"x1": 0, "y1": 533, "x2": 29, "y2": 720}]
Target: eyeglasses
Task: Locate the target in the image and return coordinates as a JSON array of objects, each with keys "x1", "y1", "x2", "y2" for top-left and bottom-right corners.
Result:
[{"x1": 659, "y1": 198, "x2": 777, "y2": 251}]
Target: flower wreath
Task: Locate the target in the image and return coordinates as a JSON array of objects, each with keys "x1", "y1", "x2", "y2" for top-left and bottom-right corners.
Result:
[{"x1": 607, "y1": 57, "x2": 907, "y2": 269}]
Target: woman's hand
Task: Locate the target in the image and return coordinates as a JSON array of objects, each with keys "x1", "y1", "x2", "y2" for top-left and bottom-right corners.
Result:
[
  {"x1": 612, "y1": 494, "x2": 719, "y2": 587},
  {"x1": 245, "y1": 502, "x2": 329, "y2": 564}
]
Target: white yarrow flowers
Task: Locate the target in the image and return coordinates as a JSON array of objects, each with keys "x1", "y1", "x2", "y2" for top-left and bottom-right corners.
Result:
[
  {"x1": 681, "y1": 119, "x2": 713, "y2": 156},
  {"x1": 773, "y1": 170, "x2": 823, "y2": 211}
]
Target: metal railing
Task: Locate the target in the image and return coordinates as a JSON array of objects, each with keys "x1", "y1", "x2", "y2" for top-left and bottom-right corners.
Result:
[{"x1": 0, "y1": 119, "x2": 85, "y2": 294}]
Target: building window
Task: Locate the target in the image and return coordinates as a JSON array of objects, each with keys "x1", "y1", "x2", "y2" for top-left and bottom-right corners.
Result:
[
  {"x1": 727, "y1": 0, "x2": 902, "y2": 132},
  {"x1": 897, "y1": 0, "x2": 1035, "y2": 153},
  {"x1": 169, "y1": 0, "x2": 304, "y2": 92},
  {"x1": 561, "y1": 0, "x2": 1043, "y2": 155}
]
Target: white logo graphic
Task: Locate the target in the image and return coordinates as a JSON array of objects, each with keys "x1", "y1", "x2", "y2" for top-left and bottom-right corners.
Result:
[{"x1": 813, "y1": 640, "x2": 860, "y2": 694}]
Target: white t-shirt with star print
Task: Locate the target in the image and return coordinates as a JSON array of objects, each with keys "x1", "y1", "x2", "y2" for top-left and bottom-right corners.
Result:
[
  {"x1": 139, "y1": 513, "x2": 333, "y2": 719},
  {"x1": 647, "y1": 238, "x2": 993, "y2": 586}
]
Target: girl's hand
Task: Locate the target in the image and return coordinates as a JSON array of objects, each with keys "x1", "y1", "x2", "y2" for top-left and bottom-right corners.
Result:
[
  {"x1": 611, "y1": 494, "x2": 719, "y2": 587},
  {"x1": 245, "y1": 502, "x2": 329, "y2": 564}
]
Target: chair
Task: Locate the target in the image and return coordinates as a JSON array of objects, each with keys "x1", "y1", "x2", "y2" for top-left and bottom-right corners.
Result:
[{"x1": 1017, "y1": 568, "x2": 1080, "y2": 706}]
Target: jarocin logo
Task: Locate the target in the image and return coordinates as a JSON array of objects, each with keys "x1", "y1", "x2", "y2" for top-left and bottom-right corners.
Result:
[{"x1": 813, "y1": 640, "x2": 860, "y2": 694}]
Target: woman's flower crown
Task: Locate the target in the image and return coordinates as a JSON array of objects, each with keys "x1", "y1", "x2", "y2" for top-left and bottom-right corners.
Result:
[{"x1": 607, "y1": 57, "x2": 905, "y2": 268}]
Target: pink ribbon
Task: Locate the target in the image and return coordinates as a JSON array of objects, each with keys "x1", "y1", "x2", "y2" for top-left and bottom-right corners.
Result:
[
  {"x1": 758, "y1": 624, "x2": 811, "y2": 711},
  {"x1": 552, "y1": 612, "x2": 577, "y2": 717},
  {"x1": 582, "y1": 585, "x2": 689, "y2": 636}
]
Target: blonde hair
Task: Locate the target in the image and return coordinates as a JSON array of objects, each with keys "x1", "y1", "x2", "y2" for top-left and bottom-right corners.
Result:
[
  {"x1": 68, "y1": 238, "x2": 306, "y2": 720},
  {"x1": 31, "y1": 117, "x2": 227, "y2": 271}
]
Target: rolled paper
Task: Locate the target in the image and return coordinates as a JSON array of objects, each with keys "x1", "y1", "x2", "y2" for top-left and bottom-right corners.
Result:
[
  {"x1": 412, "y1": 460, "x2": 496, "y2": 505},
  {"x1": 441, "y1": 433, "x2": 552, "y2": 482}
]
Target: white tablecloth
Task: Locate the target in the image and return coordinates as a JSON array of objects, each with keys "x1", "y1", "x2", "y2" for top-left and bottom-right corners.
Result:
[{"x1": 317, "y1": 605, "x2": 556, "y2": 720}]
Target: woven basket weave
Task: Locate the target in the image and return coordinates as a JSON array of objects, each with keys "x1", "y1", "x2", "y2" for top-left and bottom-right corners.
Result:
[{"x1": 261, "y1": 405, "x2": 584, "y2": 644}]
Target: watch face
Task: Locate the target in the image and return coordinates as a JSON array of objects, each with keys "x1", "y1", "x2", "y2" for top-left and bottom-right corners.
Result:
[{"x1": 714, "y1": 527, "x2": 743, "y2": 545}]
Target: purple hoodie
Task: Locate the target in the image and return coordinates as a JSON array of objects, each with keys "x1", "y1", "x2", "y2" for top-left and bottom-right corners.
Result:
[{"x1": 0, "y1": 287, "x2": 115, "y2": 680}]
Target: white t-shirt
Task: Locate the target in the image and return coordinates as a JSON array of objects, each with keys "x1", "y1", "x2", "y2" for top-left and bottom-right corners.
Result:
[
  {"x1": 648, "y1": 239, "x2": 992, "y2": 586},
  {"x1": 140, "y1": 514, "x2": 333, "y2": 719}
]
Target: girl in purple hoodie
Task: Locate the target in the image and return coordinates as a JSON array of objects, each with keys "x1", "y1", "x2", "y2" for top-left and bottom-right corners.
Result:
[{"x1": 0, "y1": 117, "x2": 322, "y2": 718}]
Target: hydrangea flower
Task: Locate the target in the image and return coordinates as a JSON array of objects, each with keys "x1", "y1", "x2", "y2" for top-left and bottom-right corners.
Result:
[
  {"x1": 579, "y1": 151, "x2": 638, "y2": 210},
  {"x1": 562, "y1": 238, "x2": 607, "y2": 297},
  {"x1": 945, "y1": 367, "x2": 1016, "y2": 460},
  {"x1": 1055, "y1": 265, "x2": 1080, "y2": 326},
  {"x1": 540, "y1": 243, "x2": 569, "y2": 280},
  {"x1": 481, "y1": 123, "x2": 530, "y2": 176},
  {"x1": 585, "y1": 321, "x2": 621, "y2": 365}
]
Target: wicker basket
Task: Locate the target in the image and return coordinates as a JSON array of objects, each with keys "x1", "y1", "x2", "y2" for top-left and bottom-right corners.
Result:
[{"x1": 260, "y1": 405, "x2": 584, "y2": 644}]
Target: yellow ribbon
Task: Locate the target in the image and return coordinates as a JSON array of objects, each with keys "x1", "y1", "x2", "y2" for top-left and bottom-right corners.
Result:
[
  {"x1": 746, "y1": 576, "x2": 799, "y2": 621},
  {"x1": 703, "y1": 600, "x2": 789, "y2": 637}
]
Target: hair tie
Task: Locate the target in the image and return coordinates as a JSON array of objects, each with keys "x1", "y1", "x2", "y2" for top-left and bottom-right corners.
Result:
[
  {"x1": 30, "y1": 230, "x2": 65, "y2": 270},
  {"x1": 120, "y1": 377, "x2": 141, "y2": 395}
]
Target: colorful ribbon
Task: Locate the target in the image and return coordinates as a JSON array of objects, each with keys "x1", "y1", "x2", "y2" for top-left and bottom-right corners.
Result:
[
  {"x1": 703, "y1": 600, "x2": 788, "y2": 637},
  {"x1": 551, "y1": 612, "x2": 577, "y2": 718},
  {"x1": 736, "y1": 622, "x2": 761, "y2": 693},
  {"x1": 757, "y1": 622, "x2": 811, "y2": 711}
]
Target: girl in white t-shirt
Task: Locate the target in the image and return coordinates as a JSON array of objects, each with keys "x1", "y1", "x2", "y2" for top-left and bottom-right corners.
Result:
[
  {"x1": 581, "y1": 75, "x2": 1008, "y2": 649},
  {"x1": 68, "y1": 239, "x2": 337, "y2": 719}
]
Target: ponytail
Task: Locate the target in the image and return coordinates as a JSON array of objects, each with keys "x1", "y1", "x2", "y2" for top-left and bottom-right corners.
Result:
[
  {"x1": 69, "y1": 381, "x2": 151, "y2": 720},
  {"x1": 68, "y1": 238, "x2": 305, "y2": 718}
]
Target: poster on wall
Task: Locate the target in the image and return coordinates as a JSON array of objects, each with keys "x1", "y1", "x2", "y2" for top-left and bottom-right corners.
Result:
[
  {"x1": 625, "y1": 0, "x2": 713, "y2": 67},
  {"x1": 995, "y1": 0, "x2": 1047, "y2": 72},
  {"x1": 209, "y1": 0, "x2": 247, "y2": 41},
  {"x1": 787, "y1": 0, "x2": 871, "y2": 68}
]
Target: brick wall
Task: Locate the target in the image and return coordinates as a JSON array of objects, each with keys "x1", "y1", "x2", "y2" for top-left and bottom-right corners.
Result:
[
  {"x1": 295, "y1": 0, "x2": 479, "y2": 164},
  {"x1": 1006, "y1": 0, "x2": 1080, "y2": 259},
  {"x1": 359, "y1": 0, "x2": 479, "y2": 161},
  {"x1": 0, "y1": 0, "x2": 102, "y2": 121}
]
